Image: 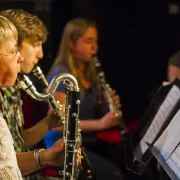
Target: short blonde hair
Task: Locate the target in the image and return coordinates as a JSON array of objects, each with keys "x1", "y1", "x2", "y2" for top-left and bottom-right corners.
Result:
[
  {"x1": 0, "y1": 15, "x2": 18, "y2": 48},
  {"x1": 0, "y1": 9, "x2": 48, "y2": 45}
]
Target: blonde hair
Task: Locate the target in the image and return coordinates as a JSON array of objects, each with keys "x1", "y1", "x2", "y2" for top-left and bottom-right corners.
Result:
[
  {"x1": 0, "y1": 15, "x2": 18, "y2": 47},
  {"x1": 49, "y1": 18, "x2": 99, "y2": 91},
  {"x1": 0, "y1": 9, "x2": 48, "y2": 45}
]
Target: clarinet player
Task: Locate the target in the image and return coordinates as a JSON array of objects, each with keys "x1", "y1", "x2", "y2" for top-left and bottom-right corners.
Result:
[
  {"x1": 44, "y1": 18, "x2": 124, "y2": 180},
  {"x1": 0, "y1": 15, "x2": 23, "y2": 180},
  {"x1": 0, "y1": 9, "x2": 65, "y2": 180}
]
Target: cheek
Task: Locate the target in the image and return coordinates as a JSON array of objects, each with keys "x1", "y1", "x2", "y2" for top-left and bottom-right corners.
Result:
[
  {"x1": 21, "y1": 58, "x2": 31, "y2": 68},
  {"x1": 77, "y1": 44, "x2": 89, "y2": 56},
  {"x1": 4, "y1": 66, "x2": 18, "y2": 87},
  {"x1": 11, "y1": 62, "x2": 19, "y2": 74}
]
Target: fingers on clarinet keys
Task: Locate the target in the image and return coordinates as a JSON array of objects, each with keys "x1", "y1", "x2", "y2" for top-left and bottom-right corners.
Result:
[{"x1": 77, "y1": 148, "x2": 83, "y2": 169}]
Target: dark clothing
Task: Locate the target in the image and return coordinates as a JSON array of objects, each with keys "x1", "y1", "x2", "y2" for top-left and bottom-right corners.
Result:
[
  {"x1": 48, "y1": 66, "x2": 105, "y2": 120},
  {"x1": 44, "y1": 66, "x2": 124, "y2": 180},
  {"x1": 47, "y1": 66, "x2": 108, "y2": 143},
  {"x1": 45, "y1": 66, "x2": 156, "y2": 180},
  {"x1": 81, "y1": 149, "x2": 124, "y2": 180}
]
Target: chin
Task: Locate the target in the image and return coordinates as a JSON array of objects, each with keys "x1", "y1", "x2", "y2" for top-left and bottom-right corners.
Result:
[
  {"x1": 21, "y1": 64, "x2": 34, "y2": 74},
  {"x1": 21, "y1": 68, "x2": 32, "y2": 75},
  {"x1": 85, "y1": 57, "x2": 92, "y2": 62},
  {"x1": 1, "y1": 75, "x2": 17, "y2": 88},
  {"x1": 5, "y1": 80, "x2": 16, "y2": 87}
]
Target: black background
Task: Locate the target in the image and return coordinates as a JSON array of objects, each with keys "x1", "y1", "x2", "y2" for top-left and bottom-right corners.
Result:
[{"x1": 0, "y1": 0, "x2": 167, "y2": 121}]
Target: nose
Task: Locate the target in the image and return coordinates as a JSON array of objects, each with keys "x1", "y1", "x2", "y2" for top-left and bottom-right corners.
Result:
[
  {"x1": 36, "y1": 46, "x2": 43, "y2": 60},
  {"x1": 17, "y1": 51, "x2": 24, "y2": 64}
]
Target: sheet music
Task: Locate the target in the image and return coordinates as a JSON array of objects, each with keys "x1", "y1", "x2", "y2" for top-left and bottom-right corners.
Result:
[
  {"x1": 166, "y1": 144, "x2": 180, "y2": 179},
  {"x1": 154, "y1": 109, "x2": 180, "y2": 160},
  {"x1": 134, "y1": 85, "x2": 180, "y2": 159}
]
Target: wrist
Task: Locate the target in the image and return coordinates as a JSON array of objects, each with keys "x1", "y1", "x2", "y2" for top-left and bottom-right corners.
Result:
[
  {"x1": 98, "y1": 119, "x2": 104, "y2": 130},
  {"x1": 34, "y1": 149, "x2": 48, "y2": 169}
]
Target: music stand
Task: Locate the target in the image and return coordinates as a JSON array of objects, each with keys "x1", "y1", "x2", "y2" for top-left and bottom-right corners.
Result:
[{"x1": 124, "y1": 78, "x2": 180, "y2": 177}]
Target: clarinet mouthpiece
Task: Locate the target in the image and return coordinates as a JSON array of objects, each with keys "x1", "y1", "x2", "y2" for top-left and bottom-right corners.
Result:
[{"x1": 17, "y1": 72, "x2": 25, "y2": 82}]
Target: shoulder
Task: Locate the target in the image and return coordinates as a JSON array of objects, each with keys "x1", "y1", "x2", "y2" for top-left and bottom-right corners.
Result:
[
  {"x1": 51, "y1": 66, "x2": 69, "y2": 75},
  {"x1": 0, "y1": 116, "x2": 13, "y2": 142},
  {"x1": 48, "y1": 66, "x2": 70, "y2": 82},
  {"x1": 1, "y1": 87, "x2": 17, "y2": 98}
]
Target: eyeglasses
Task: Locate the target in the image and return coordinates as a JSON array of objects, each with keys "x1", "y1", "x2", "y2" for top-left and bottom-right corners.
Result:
[{"x1": 0, "y1": 46, "x2": 19, "y2": 59}]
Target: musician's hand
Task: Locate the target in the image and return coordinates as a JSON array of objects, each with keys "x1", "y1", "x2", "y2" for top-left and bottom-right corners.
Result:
[
  {"x1": 99, "y1": 111, "x2": 121, "y2": 130},
  {"x1": 78, "y1": 148, "x2": 83, "y2": 171},
  {"x1": 111, "y1": 90, "x2": 121, "y2": 109},
  {"x1": 53, "y1": 125, "x2": 64, "y2": 132},
  {"x1": 42, "y1": 138, "x2": 65, "y2": 166},
  {"x1": 46, "y1": 110, "x2": 62, "y2": 130}
]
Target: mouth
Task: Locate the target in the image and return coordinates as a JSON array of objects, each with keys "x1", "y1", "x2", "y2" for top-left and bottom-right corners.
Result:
[{"x1": 33, "y1": 62, "x2": 38, "y2": 66}]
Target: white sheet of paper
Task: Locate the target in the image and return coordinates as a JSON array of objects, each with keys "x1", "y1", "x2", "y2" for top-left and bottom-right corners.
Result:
[
  {"x1": 134, "y1": 85, "x2": 180, "y2": 159},
  {"x1": 166, "y1": 144, "x2": 180, "y2": 179},
  {"x1": 154, "y1": 109, "x2": 180, "y2": 160}
]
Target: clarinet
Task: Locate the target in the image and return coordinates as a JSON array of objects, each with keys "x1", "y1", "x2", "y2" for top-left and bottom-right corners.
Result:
[
  {"x1": 17, "y1": 73, "x2": 81, "y2": 180},
  {"x1": 32, "y1": 65, "x2": 64, "y2": 123},
  {"x1": 32, "y1": 65, "x2": 96, "y2": 180},
  {"x1": 93, "y1": 56, "x2": 127, "y2": 135}
]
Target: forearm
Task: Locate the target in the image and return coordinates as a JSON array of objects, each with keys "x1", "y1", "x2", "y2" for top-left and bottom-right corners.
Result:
[
  {"x1": 23, "y1": 117, "x2": 48, "y2": 148},
  {"x1": 80, "y1": 119, "x2": 103, "y2": 131},
  {"x1": 16, "y1": 151, "x2": 47, "y2": 175}
]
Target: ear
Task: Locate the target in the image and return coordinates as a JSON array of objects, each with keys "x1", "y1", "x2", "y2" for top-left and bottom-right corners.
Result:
[{"x1": 69, "y1": 40, "x2": 76, "y2": 51}]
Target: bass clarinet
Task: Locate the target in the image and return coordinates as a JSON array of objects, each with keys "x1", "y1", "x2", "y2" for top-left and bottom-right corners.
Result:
[
  {"x1": 32, "y1": 65, "x2": 96, "y2": 180},
  {"x1": 93, "y1": 56, "x2": 127, "y2": 135},
  {"x1": 17, "y1": 72, "x2": 81, "y2": 180}
]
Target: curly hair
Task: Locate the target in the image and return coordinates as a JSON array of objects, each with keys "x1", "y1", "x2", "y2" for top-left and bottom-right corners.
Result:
[{"x1": 0, "y1": 9, "x2": 48, "y2": 46}]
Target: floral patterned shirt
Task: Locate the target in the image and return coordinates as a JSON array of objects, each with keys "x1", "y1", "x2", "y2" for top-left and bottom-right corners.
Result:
[
  {"x1": 0, "y1": 86, "x2": 37, "y2": 180},
  {"x1": 0, "y1": 116, "x2": 22, "y2": 179}
]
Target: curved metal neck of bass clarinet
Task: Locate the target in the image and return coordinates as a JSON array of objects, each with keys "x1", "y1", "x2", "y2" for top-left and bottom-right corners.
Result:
[{"x1": 17, "y1": 73, "x2": 79, "y2": 101}]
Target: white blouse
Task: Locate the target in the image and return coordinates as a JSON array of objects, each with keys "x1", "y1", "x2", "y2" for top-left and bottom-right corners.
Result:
[{"x1": 0, "y1": 116, "x2": 22, "y2": 179}]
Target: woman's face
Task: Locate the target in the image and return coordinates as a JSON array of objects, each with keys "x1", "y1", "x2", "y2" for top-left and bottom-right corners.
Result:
[
  {"x1": 0, "y1": 38, "x2": 24, "y2": 87},
  {"x1": 72, "y1": 27, "x2": 98, "y2": 62}
]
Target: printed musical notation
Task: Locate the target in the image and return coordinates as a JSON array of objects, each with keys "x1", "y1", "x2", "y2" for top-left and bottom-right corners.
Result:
[
  {"x1": 134, "y1": 85, "x2": 180, "y2": 159},
  {"x1": 154, "y1": 109, "x2": 180, "y2": 160},
  {"x1": 166, "y1": 143, "x2": 180, "y2": 179}
]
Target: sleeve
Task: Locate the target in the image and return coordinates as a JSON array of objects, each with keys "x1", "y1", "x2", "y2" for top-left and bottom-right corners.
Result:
[
  {"x1": 43, "y1": 129, "x2": 62, "y2": 149},
  {"x1": 48, "y1": 66, "x2": 69, "y2": 93},
  {"x1": 0, "y1": 116, "x2": 23, "y2": 180}
]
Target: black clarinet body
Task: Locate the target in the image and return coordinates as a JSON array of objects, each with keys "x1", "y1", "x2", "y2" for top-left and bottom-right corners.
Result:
[
  {"x1": 63, "y1": 86, "x2": 81, "y2": 180},
  {"x1": 93, "y1": 56, "x2": 127, "y2": 135}
]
